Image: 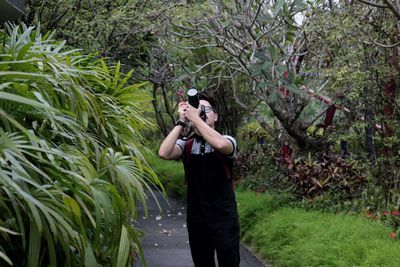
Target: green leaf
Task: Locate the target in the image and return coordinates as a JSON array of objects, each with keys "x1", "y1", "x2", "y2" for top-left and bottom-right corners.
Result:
[
  {"x1": 286, "y1": 83, "x2": 301, "y2": 95},
  {"x1": 292, "y1": 0, "x2": 307, "y2": 13},
  {"x1": 269, "y1": 91, "x2": 278, "y2": 103},
  {"x1": 0, "y1": 250, "x2": 13, "y2": 266},
  {"x1": 17, "y1": 43, "x2": 33, "y2": 60},
  {"x1": 268, "y1": 46, "x2": 278, "y2": 61},
  {"x1": 84, "y1": 243, "x2": 98, "y2": 267},
  {"x1": 288, "y1": 70, "x2": 296, "y2": 83},
  {"x1": 53, "y1": 40, "x2": 66, "y2": 54},
  {"x1": 250, "y1": 62, "x2": 264, "y2": 76},
  {"x1": 254, "y1": 51, "x2": 269, "y2": 61},
  {"x1": 0, "y1": 22, "x2": 161, "y2": 266},
  {"x1": 27, "y1": 223, "x2": 41, "y2": 267},
  {"x1": 262, "y1": 61, "x2": 273, "y2": 71},
  {"x1": 0, "y1": 82, "x2": 12, "y2": 90},
  {"x1": 0, "y1": 92, "x2": 58, "y2": 112},
  {"x1": 115, "y1": 226, "x2": 130, "y2": 267},
  {"x1": 258, "y1": 14, "x2": 273, "y2": 24},
  {"x1": 0, "y1": 226, "x2": 20, "y2": 236},
  {"x1": 273, "y1": 0, "x2": 285, "y2": 17},
  {"x1": 63, "y1": 196, "x2": 82, "y2": 220},
  {"x1": 0, "y1": 71, "x2": 51, "y2": 78}
]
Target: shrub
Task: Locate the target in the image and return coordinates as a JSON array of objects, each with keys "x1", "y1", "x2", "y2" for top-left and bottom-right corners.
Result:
[
  {"x1": 361, "y1": 209, "x2": 400, "y2": 239},
  {"x1": 236, "y1": 121, "x2": 281, "y2": 191},
  {"x1": 288, "y1": 153, "x2": 367, "y2": 199}
]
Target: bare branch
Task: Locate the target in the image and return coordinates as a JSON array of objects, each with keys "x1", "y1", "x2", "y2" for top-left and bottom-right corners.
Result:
[
  {"x1": 356, "y1": 0, "x2": 388, "y2": 8},
  {"x1": 363, "y1": 39, "x2": 400, "y2": 48},
  {"x1": 190, "y1": 60, "x2": 230, "y2": 74},
  {"x1": 382, "y1": 0, "x2": 400, "y2": 19},
  {"x1": 171, "y1": 43, "x2": 218, "y2": 50}
]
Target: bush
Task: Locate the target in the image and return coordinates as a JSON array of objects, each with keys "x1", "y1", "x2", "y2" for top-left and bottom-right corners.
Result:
[
  {"x1": 236, "y1": 121, "x2": 281, "y2": 191},
  {"x1": 0, "y1": 24, "x2": 160, "y2": 266},
  {"x1": 287, "y1": 153, "x2": 367, "y2": 199},
  {"x1": 295, "y1": 192, "x2": 358, "y2": 213}
]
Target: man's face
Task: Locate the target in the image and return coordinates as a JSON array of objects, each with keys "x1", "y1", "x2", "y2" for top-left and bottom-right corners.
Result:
[{"x1": 199, "y1": 99, "x2": 218, "y2": 127}]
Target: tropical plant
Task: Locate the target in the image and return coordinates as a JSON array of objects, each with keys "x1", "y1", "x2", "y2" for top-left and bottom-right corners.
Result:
[
  {"x1": 0, "y1": 23, "x2": 160, "y2": 266},
  {"x1": 287, "y1": 153, "x2": 367, "y2": 199}
]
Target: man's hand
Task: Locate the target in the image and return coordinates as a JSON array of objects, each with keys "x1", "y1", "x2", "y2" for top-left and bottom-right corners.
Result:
[
  {"x1": 178, "y1": 101, "x2": 188, "y2": 123},
  {"x1": 184, "y1": 102, "x2": 201, "y2": 122}
]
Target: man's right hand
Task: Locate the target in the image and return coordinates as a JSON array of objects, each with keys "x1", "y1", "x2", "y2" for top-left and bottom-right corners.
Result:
[{"x1": 178, "y1": 101, "x2": 188, "y2": 123}]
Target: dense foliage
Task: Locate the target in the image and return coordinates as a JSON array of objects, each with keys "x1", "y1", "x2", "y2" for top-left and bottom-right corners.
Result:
[
  {"x1": 0, "y1": 24, "x2": 160, "y2": 266},
  {"x1": 24, "y1": 0, "x2": 165, "y2": 67}
]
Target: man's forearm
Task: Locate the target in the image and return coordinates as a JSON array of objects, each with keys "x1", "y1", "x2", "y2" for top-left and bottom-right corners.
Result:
[
  {"x1": 158, "y1": 125, "x2": 184, "y2": 159},
  {"x1": 191, "y1": 117, "x2": 233, "y2": 155}
]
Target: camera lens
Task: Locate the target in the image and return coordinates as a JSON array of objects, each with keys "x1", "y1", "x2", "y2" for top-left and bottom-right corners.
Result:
[
  {"x1": 187, "y1": 88, "x2": 197, "y2": 97},
  {"x1": 187, "y1": 88, "x2": 199, "y2": 108}
]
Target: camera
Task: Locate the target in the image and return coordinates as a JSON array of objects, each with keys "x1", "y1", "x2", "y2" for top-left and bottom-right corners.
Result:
[
  {"x1": 187, "y1": 88, "x2": 199, "y2": 108},
  {"x1": 186, "y1": 88, "x2": 207, "y2": 122}
]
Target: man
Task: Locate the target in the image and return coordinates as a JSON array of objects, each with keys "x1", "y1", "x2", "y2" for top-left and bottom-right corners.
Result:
[{"x1": 158, "y1": 91, "x2": 240, "y2": 267}]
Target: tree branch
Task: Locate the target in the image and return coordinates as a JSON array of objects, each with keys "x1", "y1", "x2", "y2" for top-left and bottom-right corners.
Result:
[
  {"x1": 356, "y1": 0, "x2": 388, "y2": 8},
  {"x1": 382, "y1": 0, "x2": 400, "y2": 19},
  {"x1": 363, "y1": 39, "x2": 400, "y2": 48}
]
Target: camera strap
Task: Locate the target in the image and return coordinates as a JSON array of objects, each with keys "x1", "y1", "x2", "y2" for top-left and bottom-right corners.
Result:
[{"x1": 200, "y1": 105, "x2": 207, "y2": 121}]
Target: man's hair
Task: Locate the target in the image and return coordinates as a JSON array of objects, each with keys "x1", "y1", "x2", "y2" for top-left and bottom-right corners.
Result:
[{"x1": 198, "y1": 91, "x2": 217, "y2": 112}]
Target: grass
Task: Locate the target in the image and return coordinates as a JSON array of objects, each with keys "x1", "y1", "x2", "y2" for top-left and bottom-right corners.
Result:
[
  {"x1": 236, "y1": 190, "x2": 288, "y2": 243},
  {"x1": 236, "y1": 189, "x2": 400, "y2": 267}
]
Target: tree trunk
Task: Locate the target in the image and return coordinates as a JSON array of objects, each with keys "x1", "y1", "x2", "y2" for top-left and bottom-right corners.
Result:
[
  {"x1": 364, "y1": 109, "x2": 376, "y2": 165},
  {"x1": 152, "y1": 83, "x2": 168, "y2": 136}
]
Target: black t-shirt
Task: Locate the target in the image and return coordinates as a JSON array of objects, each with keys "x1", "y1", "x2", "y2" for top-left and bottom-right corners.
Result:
[{"x1": 177, "y1": 136, "x2": 238, "y2": 223}]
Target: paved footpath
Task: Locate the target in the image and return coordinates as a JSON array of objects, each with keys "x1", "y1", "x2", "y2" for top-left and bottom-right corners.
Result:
[{"x1": 133, "y1": 190, "x2": 269, "y2": 267}]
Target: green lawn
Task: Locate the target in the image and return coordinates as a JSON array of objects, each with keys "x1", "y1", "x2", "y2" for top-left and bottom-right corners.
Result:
[{"x1": 236, "y1": 190, "x2": 400, "y2": 267}]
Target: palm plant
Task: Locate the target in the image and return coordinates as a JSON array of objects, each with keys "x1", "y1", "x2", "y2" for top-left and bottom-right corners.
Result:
[{"x1": 0, "y1": 23, "x2": 161, "y2": 266}]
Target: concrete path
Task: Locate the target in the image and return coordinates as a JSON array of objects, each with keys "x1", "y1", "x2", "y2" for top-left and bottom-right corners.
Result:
[{"x1": 133, "y1": 190, "x2": 268, "y2": 267}]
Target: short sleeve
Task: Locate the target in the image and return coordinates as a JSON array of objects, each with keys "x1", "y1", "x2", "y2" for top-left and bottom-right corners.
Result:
[
  {"x1": 176, "y1": 139, "x2": 186, "y2": 153},
  {"x1": 223, "y1": 135, "x2": 237, "y2": 158}
]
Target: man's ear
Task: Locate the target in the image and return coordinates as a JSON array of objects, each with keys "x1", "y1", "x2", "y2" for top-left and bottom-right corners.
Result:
[{"x1": 214, "y1": 113, "x2": 218, "y2": 122}]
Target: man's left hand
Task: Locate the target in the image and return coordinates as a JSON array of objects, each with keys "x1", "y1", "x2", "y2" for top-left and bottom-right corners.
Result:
[{"x1": 184, "y1": 103, "x2": 202, "y2": 122}]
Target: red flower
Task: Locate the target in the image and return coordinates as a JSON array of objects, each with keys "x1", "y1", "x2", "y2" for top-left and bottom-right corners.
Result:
[
  {"x1": 176, "y1": 90, "x2": 185, "y2": 102},
  {"x1": 391, "y1": 210, "x2": 400, "y2": 216},
  {"x1": 383, "y1": 211, "x2": 389, "y2": 216},
  {"x1": 389, "y1": 232, "x2": 396, "y2": 239}
]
